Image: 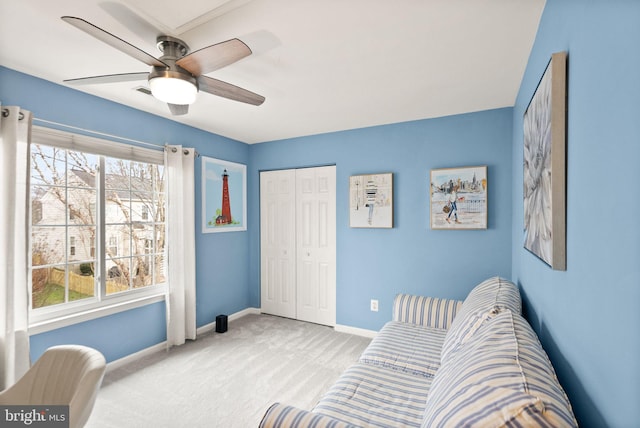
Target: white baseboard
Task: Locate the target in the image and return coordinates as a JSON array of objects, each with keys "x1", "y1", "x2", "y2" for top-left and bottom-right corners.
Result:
[
  {"x1": 253, "y1": 310, "x2": 378, "y2": 338},
  {"x1": 106, "y1": 307, "x2": 260, "y2": 373},
  {"x1": 106, "y1": 342, "x2": 167, "y2": 373},
  {"x1": 335, "y1": 324, "x2": 378, "y2": 338},
  {"x1": 196, "y1": 307, "x2": 261, "y2": 336}
]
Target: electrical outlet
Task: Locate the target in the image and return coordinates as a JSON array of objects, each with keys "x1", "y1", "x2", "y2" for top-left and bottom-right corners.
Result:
[{"x1": 370, "y1": 299, "x2": 379, "y2": 312}]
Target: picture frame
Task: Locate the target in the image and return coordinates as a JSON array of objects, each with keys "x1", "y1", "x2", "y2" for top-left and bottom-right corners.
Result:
[
  {"x1": 430, "y1": 166, "x2": 487, "y2": 230},
  {"x1": 349, "y1": 173, "x2": 393, "y2": 228},
  {"x1": 523, "y1": 51, "x2": 567, "y2": 270},
  {"x1": 202, "y1": 156, "x2": 247, "y2": 233}
]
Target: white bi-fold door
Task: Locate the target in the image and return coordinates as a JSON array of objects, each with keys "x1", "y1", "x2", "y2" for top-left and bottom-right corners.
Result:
[
  {"x1": 260, "y1": 166, "x2": 336, "y2": 326},
  {"x1": 260, "y1": 169, "x2": 297, "y2": 319}
]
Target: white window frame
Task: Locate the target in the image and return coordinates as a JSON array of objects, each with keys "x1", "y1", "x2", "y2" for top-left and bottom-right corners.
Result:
[{"x1": 29, "y1": 126, "x2": 167, "y2": 334}]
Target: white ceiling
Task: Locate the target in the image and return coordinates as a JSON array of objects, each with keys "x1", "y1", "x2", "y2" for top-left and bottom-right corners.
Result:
[{"x1": 0, "y1": 0, "x2": 545, "y2": 144}]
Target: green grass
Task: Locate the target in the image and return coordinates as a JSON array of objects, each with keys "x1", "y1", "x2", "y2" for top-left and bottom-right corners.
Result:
[{"x1": 32, "y1": 282, "x2": 93, "y2": 308}]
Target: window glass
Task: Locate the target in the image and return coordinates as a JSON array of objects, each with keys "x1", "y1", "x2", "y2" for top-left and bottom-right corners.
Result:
[{"x1": 30, "y1": 142, "x2": 166, "y2": 311}]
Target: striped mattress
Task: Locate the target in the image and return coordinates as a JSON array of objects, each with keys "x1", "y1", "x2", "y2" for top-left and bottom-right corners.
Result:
[
  {"x1": 358, "y1": 321, "x2": 446, "y2": 378},
  {"x1": 259, "y1": 277, "x2": 577, "y2": 428},
  {"x1": 313, "y1": 362, "x2": 432, "y2": 427}
]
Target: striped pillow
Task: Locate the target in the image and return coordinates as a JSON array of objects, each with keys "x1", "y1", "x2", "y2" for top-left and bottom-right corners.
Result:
[
  {"x1": 422, "y1": 384, "x2": 551, "y2": 427},
  {"x1": 393, "y1": 294, "x2": 462, "y2": 329},
  {"x1": 423, "y1": 310, "x2": 577, "y2": 427},
  {"x1": 504, "y1": 312, "x2": 578, "y2": 426},
  {"x1": 440, "y1": 277, "x2": 521, "y2": 362}
]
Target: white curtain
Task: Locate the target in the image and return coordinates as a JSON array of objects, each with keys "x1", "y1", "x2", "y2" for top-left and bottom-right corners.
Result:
[
  {"x1": 0, "y1": 105, "x2": 32, "y2": 389},
  {"x1": 164, "y1": 145, "x2": 196, "y2": 347}
]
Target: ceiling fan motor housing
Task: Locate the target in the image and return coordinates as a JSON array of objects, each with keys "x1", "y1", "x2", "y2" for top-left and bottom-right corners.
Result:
[
  {"x1": 148, "y1": 36, "x2": 199, "y2": 104},
  {"x1": 156, "y1": 35, "x2": 190, "y2": 58},
  {"x1": 150, "y1": 36, "x2": 197, "y2": 82}
]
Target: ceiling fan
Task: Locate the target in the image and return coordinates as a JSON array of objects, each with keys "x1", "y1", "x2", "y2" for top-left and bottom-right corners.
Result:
[{"x1": 61, "y1": 16, "x2": 265, "y2": 116}]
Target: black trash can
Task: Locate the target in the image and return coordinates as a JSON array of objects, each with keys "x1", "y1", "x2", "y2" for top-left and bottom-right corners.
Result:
[{"x1": 215, "y1": 314, "x2": 228, "y2": 333}]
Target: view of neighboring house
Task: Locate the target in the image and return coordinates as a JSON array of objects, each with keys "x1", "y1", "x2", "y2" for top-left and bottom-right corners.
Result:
[{"x1": 30, "y1": 144, "x2": 165, "y2": 308}]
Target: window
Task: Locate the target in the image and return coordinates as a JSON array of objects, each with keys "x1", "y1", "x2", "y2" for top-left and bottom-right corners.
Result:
[
  {"x1": 108, "y1": 236, "x2": 118, "y2": 256},
  {"x1": 69, "y1": 236, "x2": 76, "y2": 256},
  {"x1": 144, "y1": 238, "x2": 153, "y2": 254},
  {"x1": 30, "y1": 127, "x2": 166, "y2": 323}
]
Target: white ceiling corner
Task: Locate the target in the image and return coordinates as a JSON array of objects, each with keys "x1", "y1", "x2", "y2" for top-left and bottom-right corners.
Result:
[
  {"x1": 0, "y1": 0, "x2": 546, "y2": 144},
  {"x1": 120, "y1": 0, "x2": 255, "y2": 35}
]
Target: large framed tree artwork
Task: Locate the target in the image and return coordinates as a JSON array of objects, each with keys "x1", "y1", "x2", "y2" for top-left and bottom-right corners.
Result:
[{"x1": 523, "y1": 51, "x2": 567, "y2": 270}]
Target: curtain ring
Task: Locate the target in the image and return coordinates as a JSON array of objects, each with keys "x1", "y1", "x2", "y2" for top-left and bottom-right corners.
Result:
[
  {"x1": 183, "y1": 149, "x2": 190, "y2": 155},
  {"x1": 171, "y1": 147, "x2": 177, "y2": 153},
  {"x1": 1, "y1": 108, "x2": 25, "y2": 120}
]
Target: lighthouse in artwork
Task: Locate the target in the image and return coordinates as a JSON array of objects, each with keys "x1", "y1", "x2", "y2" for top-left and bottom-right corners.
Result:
[{"x1": 216, "y1": 169, "x2": 232, "y2": 225}]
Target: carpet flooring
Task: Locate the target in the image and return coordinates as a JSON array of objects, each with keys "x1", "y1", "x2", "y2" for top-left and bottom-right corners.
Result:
[{"x1": 86, "y1": 314, "x2": 372, "y2": 428}]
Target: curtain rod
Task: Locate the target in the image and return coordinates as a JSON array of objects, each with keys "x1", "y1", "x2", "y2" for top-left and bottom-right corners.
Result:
[
  {"x1": 2, "y1": 108, "x2": 25, "y2": 120},
  {"x1": 33, "y1": 117, "x2": 163, "y2": 151},
  {"x1": 33, "y1": 118, "x2": 200, "y2": 157},
  {"x1": 15, "y1": 117, "x2": 200, "y2": 158},
  {"x1": 166, "y1": 145, "x2": 200, "y2": 157}
]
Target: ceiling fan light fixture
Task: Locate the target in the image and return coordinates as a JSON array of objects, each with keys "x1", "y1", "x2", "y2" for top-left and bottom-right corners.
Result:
[
  {"x1": 61, "y1": 16, "x2": 265, "y2": 112},
  {"x1": 149, "y1": 70, "x2": 198, "y2": 105}
]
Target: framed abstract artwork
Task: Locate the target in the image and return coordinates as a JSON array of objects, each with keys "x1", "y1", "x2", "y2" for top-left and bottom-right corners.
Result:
[
  {"x1": 202, "y1": 156, "x2": 247, "y2": 233},
  {"x1": 523, "y1": 51, "x2": 567, "y2": 270},
  {"x1": 430, "y1": 166, "x2": 487, "y2": 230},
  {"x1": 349, "y1": 173, "x2": 393, "y2": 228}
]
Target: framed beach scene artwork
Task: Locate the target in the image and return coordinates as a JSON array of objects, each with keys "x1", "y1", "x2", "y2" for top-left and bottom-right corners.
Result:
[
  {"x1": 202, "y1": 156, "x2": 247, "y2": 233},
  {"x1": 349, "y1": 173, "x2": 393, "y2": 228},
  {"x1": 430, "y1": 166, "x2": 487, "y2": 230},
  {"x1": 523, "y1": 51, "x2": 567, "y2": 270}
]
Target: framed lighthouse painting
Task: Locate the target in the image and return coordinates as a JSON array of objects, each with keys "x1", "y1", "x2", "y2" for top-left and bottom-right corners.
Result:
[{"x1": 202, "y1": 156, "x2": 247, "y2": 233}]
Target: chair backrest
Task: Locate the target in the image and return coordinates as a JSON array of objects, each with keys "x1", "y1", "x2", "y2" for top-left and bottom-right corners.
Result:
[{"x1": 0, "y1": 345, "x2": 106, "y2": 428}]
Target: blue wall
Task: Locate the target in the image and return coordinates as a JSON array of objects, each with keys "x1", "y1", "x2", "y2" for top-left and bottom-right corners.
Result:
[
  {"x1": 30, "y1": 302, "x2": 166, "y2": 363},
  {"x1": 6, "y1": 1, "x2": 638, "y2": 423},
  {"x1": 248, "y1": 109, "x2": 514, "y2": 330},
  {"x1": 0, "y1": 65, "x2": 513, "y2": 364},
  {"x1": 511, "y1": 1, "x2": 640, "y2": 426},
  {"x1": 0, "y1": 66, "x2": 252, "y2": 362}
]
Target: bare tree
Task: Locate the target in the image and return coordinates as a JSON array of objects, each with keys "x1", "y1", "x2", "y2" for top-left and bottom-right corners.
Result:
[{"x1": 31, "y1": 144, "x2": 166, "y2": 303}]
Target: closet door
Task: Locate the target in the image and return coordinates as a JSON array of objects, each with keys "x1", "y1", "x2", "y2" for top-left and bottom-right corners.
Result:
[
  {"x1": 296, "y1": 166, "x2": 336, "y2": 326},
  {"x1": 260, "y1": 169, "x2": 296, "y2": 319}
]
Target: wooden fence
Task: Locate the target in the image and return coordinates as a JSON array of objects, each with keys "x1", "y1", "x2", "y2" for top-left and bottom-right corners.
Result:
[{"x1": 49, "y1": 268, "x2": 128, "y2": 295}]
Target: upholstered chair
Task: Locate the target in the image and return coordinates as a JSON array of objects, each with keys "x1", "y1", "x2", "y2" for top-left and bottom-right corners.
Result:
[{"x1": 0, "y1": 345, "x2": 106, "y2": 428}]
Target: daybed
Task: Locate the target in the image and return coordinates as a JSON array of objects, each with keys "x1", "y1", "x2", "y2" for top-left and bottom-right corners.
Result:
[{"x1": 260, "y1": 277, "x2": 577, "y2": 427}]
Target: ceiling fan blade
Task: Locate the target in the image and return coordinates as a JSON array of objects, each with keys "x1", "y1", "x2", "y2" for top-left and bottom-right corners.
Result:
[
  {"x1": 64, "y1": 72, "x2": 149, "y2": 85},
  {"x1": 61, "y1": 16, "x2": 167, "y2": 68},
  {"x1": 176, "y1": 39, "x2": 251, "y2": 76},
  {"x1": 168, "y1": 103, "x2": 189, "y2": 115},
  {"x1": 100, "y1": 2, "x2": 163, "y2": 42},
  {"x1": 198, "y1": 75, "x2": 265, "y2": 106}
]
